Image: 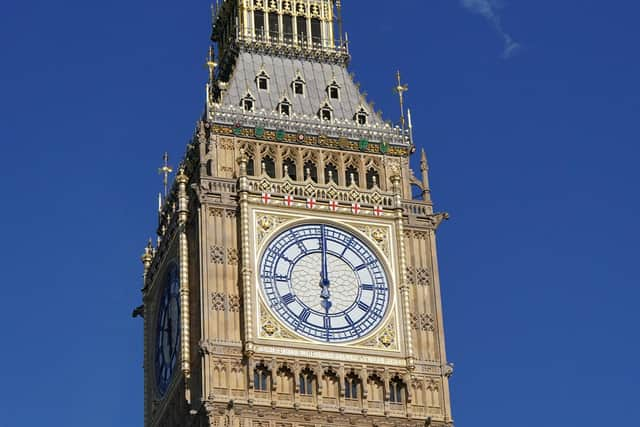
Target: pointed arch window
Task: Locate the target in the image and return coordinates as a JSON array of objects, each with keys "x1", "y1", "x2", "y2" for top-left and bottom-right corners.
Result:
[
  {"x1": 366, "y1": 168, "x2": 380, "y2": 189},
  {"x1": 304, "y1": 160, "x2": 318, "y2": 182},
  {"x1": 344, "y1": 374, "x2": 360, "y2": 399},
  {"x1": 262, "y1": 156, "x2": 276, "y2": 178},
  {"x1": 345, "y1": 165, "x2": 359, "y2": 186},
  {"x1": 283, "y1": 158, "x2": 296, "y2": 180},
  {"x1": 389, "y1": 378, "x2": 406, "y2": 404},
  {"x1": 299, "y1": 369, "x2": 315, "y2": 395},
  {"x1": 324, "y1": 163, "x2": 338, "y2": 184},
  {"x1": 253, "y1": 365, "x2": 270, "y2": 392}
]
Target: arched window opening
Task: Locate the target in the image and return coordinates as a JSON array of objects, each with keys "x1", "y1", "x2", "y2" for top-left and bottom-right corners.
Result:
[
  {"x1": 283, "y1": 158, "x2": 296, "y2": 180},
  {"x1": 253, "y1": 365, "x2": 270, "y2": 392},
  {"x1": 246, "y1": 156, "x2": 255, "y2": 176},
  {"x1": 324, "y1": 163, "x2": 338, "y2": 184},
  {"x1": 262, "y1": 156, "x2": 275, "y2": 178},
  {"x1": 345, "y1": 165, "x2": 359, "y2": 186},
  {"x1": 299, "y1": 369, "x2": 314, "y2": 395},
  {"x1": 366, "y1": 168, "x2": 380, "y2": 189},
  {"x1": 368, "y1": 374, "x2": 384, "y2": 403},
  {"x1": 345, "y1": 374, "x2": 360, "y2": 400},
  {"x1": 389, "y1": 378, "x2": 406, "y2": 404},
  {"x1": 304, "y1": 160, "x2": 318, "y2": 182}
]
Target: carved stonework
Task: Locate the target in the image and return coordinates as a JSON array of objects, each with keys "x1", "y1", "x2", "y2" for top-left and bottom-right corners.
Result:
[
  {"x1": 211, "y1": 245, "x2": 225, "y2": 264},
  {"x1": 259, "y1": 303, "x2": 299, "y2": 340},
  {"x1": 210, "y1": 293, "x2": 242, "y2": 312},
  {"x1": 229, "y1": 295, "x2": 241, "y2": 312},
  {"x1": 404, "y1": 229, "x2": 429, "y2": 240},
  {"x1": 361, "y1": 322, "x2": 398, "y2": 350},
  {"x1": 410, "y1": 313, "x2": 435, "y2": 332},
  {"x1": 406, "y1": 266, "x2": 431, "y2": 287},
  {"x1": 256, "y1": 214, "x2": 290, "y2": 245},
  {"x1": 357, "y1": 225, "x2": 390, "y2": 258},
  {"x1": 227, "y1": 248, "x2": 239, "y2": 265},
  {"x1": 211, "y1": 292, "x2": 226, "y2": 311}
]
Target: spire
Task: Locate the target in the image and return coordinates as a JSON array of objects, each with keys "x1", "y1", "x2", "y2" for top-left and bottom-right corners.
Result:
[
  {"x1": 394, "y1": 70, "x2": 409, "y2": 133},
  {"x1": 420, "y1": 148, "x2": 431, "y2": 202},
  {"x1": 158, "y1": 152, "x2": 173, "y2": 199}
]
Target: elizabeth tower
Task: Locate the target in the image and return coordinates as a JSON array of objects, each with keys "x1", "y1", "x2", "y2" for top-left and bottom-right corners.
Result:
[{"x1": 138, "y1": 1, "x2": 454, "y2": 426}]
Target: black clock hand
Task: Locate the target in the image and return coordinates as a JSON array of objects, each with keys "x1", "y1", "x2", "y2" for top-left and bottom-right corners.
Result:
[{"x1": 319, "y1": 225, "x2": 332, "y2": 314}]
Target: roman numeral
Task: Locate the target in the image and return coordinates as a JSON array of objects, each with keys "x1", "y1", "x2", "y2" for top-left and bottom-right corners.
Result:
[
  {"x1": 299, "y1": 308, "x2": 311, "y2": 323},
  {"x1": 357, "y1": 302, "x2": 370, "y2": 312},
  {"x1": 281, "y1": 293, "x2": 295, "y2": 305},
  {"x1": 361, "y1": 284, "x2": 374, "y2": 291}
]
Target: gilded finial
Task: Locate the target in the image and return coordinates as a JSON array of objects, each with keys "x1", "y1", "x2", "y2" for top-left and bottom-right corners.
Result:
[
  {"x1": 206, "y1": 46, "x2": 217, "y2": 83},
  {"x1": 176, "y1": 166, "x2": 188, "y2": 184},
  {"x1": 394, "y1": 70, "x2": 409, "y2": 132},
  {"x1": 158, "y1": 152, "x2": 173, "y2": 199}
]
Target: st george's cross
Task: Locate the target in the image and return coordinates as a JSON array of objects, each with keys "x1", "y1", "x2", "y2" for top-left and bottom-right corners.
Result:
[
  {"x1": 306, "y1": 198, "x2": 317, "y2": 209},
  {"x1": 328, "y1": 200, "x2": 339, "y2": 212},
  {"x1": 283, "y1": 194, "x2": 294, "y2": 207},
  {"x1": 261, "y1": 193, "x2": 272, "y2": 204},
  {"x1": 351, "y1": 202, "x2": 361, "y2": 215},
  {"x1": 373, "y1": 205, "x2": 384, "y2": 217}
]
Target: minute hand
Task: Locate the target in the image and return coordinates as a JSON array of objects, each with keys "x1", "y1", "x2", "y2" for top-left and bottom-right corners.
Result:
[{"x1": 319, "y1": 225, "x2": 332, "y2": 313}]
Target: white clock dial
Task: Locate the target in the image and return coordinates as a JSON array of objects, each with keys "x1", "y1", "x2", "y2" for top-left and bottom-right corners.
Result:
[{"x1": 259, "y1": 223, "x2": 390, "y2": 343}]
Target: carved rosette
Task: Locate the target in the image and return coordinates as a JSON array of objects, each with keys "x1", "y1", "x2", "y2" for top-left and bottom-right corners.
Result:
[
  {"x1": 357, "y1": 225, "x2": 390, "y2": 258},
  {"x1": 360, "y1": 321, "x2": 399, "y2": 351},
  {"x1": 256, "y1": 214, "x2": 291, "y2": 245},
  {"x1": 259, "y1": 302, "x2": 298, "y2": 340}
]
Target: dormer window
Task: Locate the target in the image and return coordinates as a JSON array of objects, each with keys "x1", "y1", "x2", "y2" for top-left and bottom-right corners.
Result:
[
  {"x1": 242, "y1": 98, "x2": 254, "y2": 112},
  {"x1": 355, "y1": 107, "x2": 369, "y2": 125},
  {"x1": 278, "y1": 97, "x2": 292, "y2": 116},
  {"x1": 292, "y1": 73, "x2": 306, "y2": 96},
  {"x1": 319, "y1": 102, "x2": 333, "y2": 121},
  {"x1": 327, "y1": 81, "x2": 340, "y2": 100},
  {"x1": 241, "y1": 92, "x2": 256, "y2": 112},
  {"x1": 255, "y1": 69, "x2": 270, "y2": 91}
]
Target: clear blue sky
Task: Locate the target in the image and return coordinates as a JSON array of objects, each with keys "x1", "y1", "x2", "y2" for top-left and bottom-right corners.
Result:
[{"x1": 1, "y1": 1, "x2": 638, "y2": 425}]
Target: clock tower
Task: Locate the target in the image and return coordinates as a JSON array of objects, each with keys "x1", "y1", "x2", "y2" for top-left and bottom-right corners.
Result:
[{"x1": 138, "y1": 1, "x2": 454, "y2": 426}]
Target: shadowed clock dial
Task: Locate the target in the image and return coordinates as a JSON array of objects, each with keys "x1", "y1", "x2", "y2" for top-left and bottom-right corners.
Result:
[{"x1": 155, "y1": 263, "x2": 180, "y2": 397}]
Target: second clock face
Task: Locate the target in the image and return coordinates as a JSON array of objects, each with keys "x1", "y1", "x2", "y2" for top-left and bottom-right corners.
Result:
[{"x1": 259, "y1": 223, "x2": 390, "y2": 343}]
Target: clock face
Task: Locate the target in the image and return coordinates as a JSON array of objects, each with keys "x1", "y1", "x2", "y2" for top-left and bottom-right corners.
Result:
[
  {"x1": 155, "y1": 263, "x2": 180, "y2": 397},
  {"x1": 259, "y1": 223, "x2": 390, "y2": 343}
]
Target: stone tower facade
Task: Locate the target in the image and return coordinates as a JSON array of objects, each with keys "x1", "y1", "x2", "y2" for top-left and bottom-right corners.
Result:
[{"x1": 139, "y1": 1, "x2": 454, "y2": 426}]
